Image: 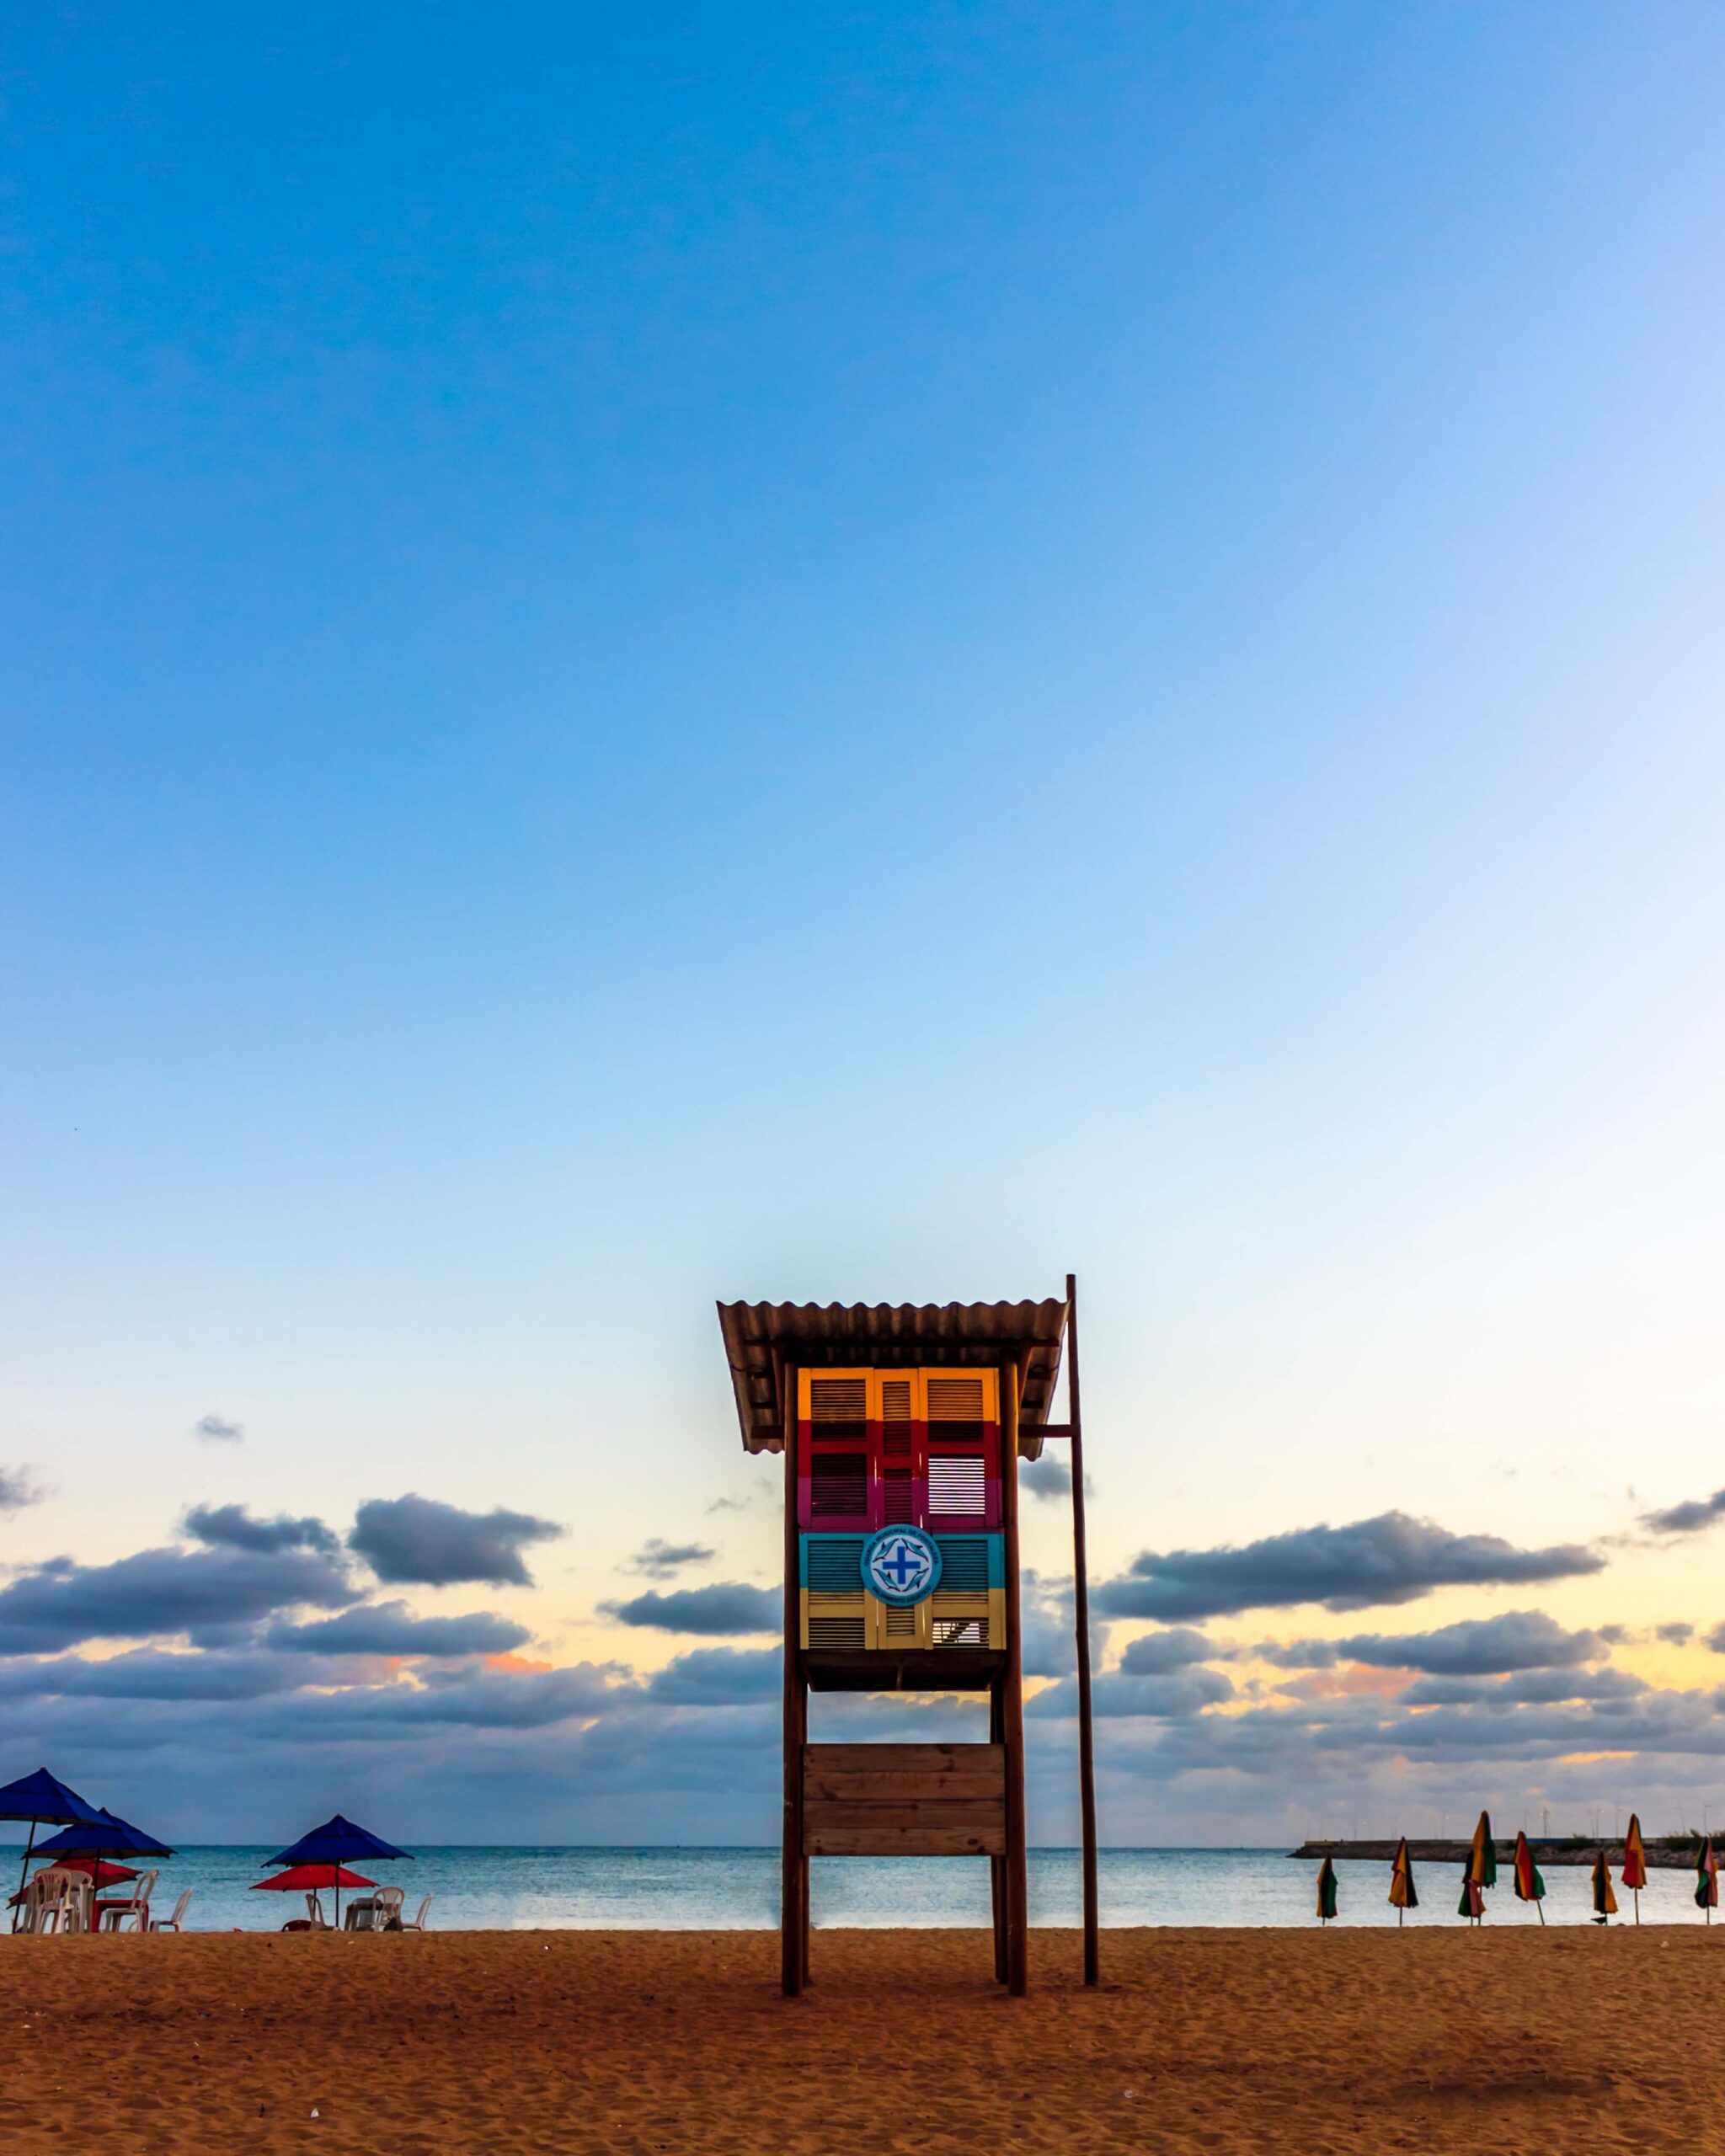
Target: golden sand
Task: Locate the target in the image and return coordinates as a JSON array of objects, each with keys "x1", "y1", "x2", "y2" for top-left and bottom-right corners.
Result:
[{"x1": 4, "y1": 1926, "x2": 1718, "y2": 2153}]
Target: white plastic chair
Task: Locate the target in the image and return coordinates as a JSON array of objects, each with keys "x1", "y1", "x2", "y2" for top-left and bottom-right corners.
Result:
[
  {"x1": 27, "y1": 1872, "x2": 89, "y2": 1935},
  {"x1": 99, "y1": 1869, "x2": 158, "y2": 1933},
  {"x1": 373, "y1": 1886, "x2": 405, "y2": 1930},
  {"x1": 150, "y1": 1889, "x2": 193, "y2": 1933},
  {"x1": 399, "y1": 1894, "x2": 433, "y2": 1932}
]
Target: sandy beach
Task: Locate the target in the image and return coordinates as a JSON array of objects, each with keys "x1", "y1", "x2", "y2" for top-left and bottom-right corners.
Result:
[{"x1": 5, "y1": 1926, "x2": 1719, "y2": 2154}]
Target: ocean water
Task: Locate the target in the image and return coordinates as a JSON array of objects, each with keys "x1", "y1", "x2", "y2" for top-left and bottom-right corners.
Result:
[{"x1": 7, "y1": 1845, "x2": 1715, "y2": 1933}]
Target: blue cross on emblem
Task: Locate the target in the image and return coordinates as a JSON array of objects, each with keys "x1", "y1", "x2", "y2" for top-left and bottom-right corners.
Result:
[{"x1": 862, "y1": 1526, "x2": 943, "y2": 1607}]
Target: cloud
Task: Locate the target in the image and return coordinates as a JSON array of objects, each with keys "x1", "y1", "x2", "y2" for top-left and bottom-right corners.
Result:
[
  {"x1": 1095, "y1": 1510, "x2": 1603, "y2": 1621},
  {"x1": 1021, "y1": 1454, "x2": 1071, "y2": 1502},
  {"x1": 184, "y1": 1502, "x2": 339, "y2": 1556},
  {"x1": 1642, "y1": 1488, "x2": 1725, "y2": 1536},
  {"x1": 645, "y1": 1646, "x2": 782, "y2": 1704},
  {"x1": 193, "y1": 1413, "x2": 244, "y2": 1443},
  {"x1": 349, "y1": 1494, "x2": 563, "y2": 1588},
  {"x1": 628, "y1": 1539, "x2": 715, "y2": 1580},
  {"x1": 1319, "y1": 1610, "x2": 1605, "y2": 1677},
  {"x1": 0, "y1": 1647, "x2": 327, "y2": 1703},
  {"x1": 0, "y1": 1545, "x2": 357, "y2": 1655},
  {"x1": 1032, "y1": 1664, "x2": 1235, "y2": 1720},
  {"x1": 1658, "y1": 1622, "x2": 1696, "y2": 1646},
  {"x1": 607, "y1": 1583, "x2": 779, "y2": 1635},
  {"x1": 1399, "y1": 1667, "x2": 1648, "y2": 1708},
  {"x1": 0, "y1": 1466, "x2": 44, "y2": 1513},
  {"x1": 265, "y1": 1601, "x2": 531, "y2": 1658},
  {"x1": 1118, "y1": 1627, "x2": 1220, "y2": 1674}
]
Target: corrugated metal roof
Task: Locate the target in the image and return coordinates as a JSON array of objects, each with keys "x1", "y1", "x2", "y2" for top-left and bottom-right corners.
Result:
[{"x1": 716, "y1": 1298, "x2": 1068, "y2": 1459}]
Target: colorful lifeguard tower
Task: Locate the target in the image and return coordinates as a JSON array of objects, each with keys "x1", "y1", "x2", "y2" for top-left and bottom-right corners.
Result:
[{"x1": 717, "y1": 1286, "x2": 1098, "y2": 1997}]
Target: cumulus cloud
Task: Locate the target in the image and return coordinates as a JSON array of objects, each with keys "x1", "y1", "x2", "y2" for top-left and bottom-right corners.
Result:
[
  {"x1": 1033, "y1": 1663, "x2": 1235, "y2": 1720},
  {"x1": 265, "y1": 1601, "x2": 531, "y2": 1658},
  {"x1": 1096, "y1": 1510, "x2": 1603, "y2": 1621},
  {"x1": 628, "y1": 1539, "x2": 715, "y2": 1579},
  {"x1": 193, "y1": 1413, "x2": 244, "y2": 1443},
  {"x1": 1399, "y1": 1667, "x2": 1648, "y2": 1708},
  {"x1": 1317, "y1": 1610, "x2": 1605, "y2": 1677},
  {"x1": 184, "y1": 1502, "x2": 339, "y2": 1556},
  {"x1": 608, "y1": 1583, "x2": 779, "y2": 1636},
  {"x1": 0, "y1": 1647, "x2": 326, "y2": 1703},
  {"x1": 1658, "y1": 1622, "x2": 1696, "y2": 1646},
  {"x1": 1642, "y1": 1488, "x2": 1725, "y2": 1536},
  {"x1": 0, "y1": 1466, "x2": 44, "y2": 1513},
  {"x1": 349, "y1": 1494, "x2": 563, "y2": 1588},
  {"x1": 1118, "y1": 1627, "x2": 1221, "y2": 1674},
  {"x1": 645, "y1": 1646, "x2": 782, "y2": 1704},
  {"x1": 1021, "y1": 1454, "x2": 1071, "y2": 1502},
  {"x1": 0, "y1": 1545, "x2": 357, "y2": 1655}
]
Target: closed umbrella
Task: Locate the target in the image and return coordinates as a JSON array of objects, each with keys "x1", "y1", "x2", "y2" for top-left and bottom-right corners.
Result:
[
  {"x1": 0, "y1": 1769, "x2": 104, "y2": 1927},
  {"x1": 1696, "y1": 1836, "x2": 1717, "y2": 1923},
  {"x1": 1621, "y1": 1814, "x2": 1648, "y2": 1925},
  {"x1": 1468, "y1": 1812, "x2": 1498, "y2": 1891},
  {"x1": 1590, "y1": 1849, "x2": 1618, "y2": 1923},
  {"x1": 1387, "y1": 1837, "x2": 1418, "y2": 1926},
  {"x1": 1316, "y1": 1855, "x2": 1338, "y2": 1924},
  {"x1": 1456, "y1": 1868, "x2": 1485, "y2": 1924},
  {"x1": 270, "y1": 1816, "x2": 410, "y2": 1928},
  {"x1": 1513, "y1": 1831, "x2": 1546, "y2": 1925}
]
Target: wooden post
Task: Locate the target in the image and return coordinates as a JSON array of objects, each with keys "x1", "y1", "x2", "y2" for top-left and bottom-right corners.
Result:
[
  {"x1": 781, "y1": 1361, "x2": 807, "y2": 1997},
  {"x1": 1001, "y1": 1360, "x2": 1029, "y2": 1997},
  {"x1": 1065, "y1": 1272, "x2": 1100, "y2": 1987},
  {"x1": 989, "y1": 1681, "x2": 1008, "y2": 1983}
]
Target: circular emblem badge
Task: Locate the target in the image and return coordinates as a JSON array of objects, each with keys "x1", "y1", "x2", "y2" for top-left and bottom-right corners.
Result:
[{"x1": 862, "y1": 1526, "x2": 943, "y2": 1607}]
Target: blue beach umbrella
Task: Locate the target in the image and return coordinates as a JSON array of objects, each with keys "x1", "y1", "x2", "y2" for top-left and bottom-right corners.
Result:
[
  {"x1": 269, "y1": 1815, "x2": 411, "y2": 1926},
  {"x1": 31, "y1": 1808, "x2": 174, "y2": 1928},
  {"x1": 0, "y1": 1768, "x2": 105, "y2": 1922},
  {"x1": 34, "y1": 1807, "x2": 174, "y2": 1862}
]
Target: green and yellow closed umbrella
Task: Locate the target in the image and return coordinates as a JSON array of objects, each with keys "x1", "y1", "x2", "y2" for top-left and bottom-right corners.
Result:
[
  {"x1": 1316, "y1": 1855, "x2": 1338, "y2": 1924},
  {"x1": 1695, "y1": 1836, "x2": 1717, "y2": 1923},
  {"x1": 1590, "y1": 1849, "x2": 1618, "y2": 1923},
  {"x1": 1468, "y1": 1811, "x2": 1498, "y2": 1890},
  {"x1": 1387, "y1": 1837, "x2": 1418, "y2": 1927},
  {"x1": 1513, "y1": 1831, "x2": 1546, "y2": 1925}
]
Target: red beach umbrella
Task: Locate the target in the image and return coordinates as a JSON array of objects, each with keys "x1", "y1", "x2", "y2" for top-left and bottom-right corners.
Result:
[
  {"x1": 1621, "y1": 1815, "x2": 1648, "y2": 1924},
  {"x1": 252, "y1": 1864, "x2": 377, "y2": 1892},
  {"x1": 253, "y1": 1862, "x2": 376, "y2": 1924}
]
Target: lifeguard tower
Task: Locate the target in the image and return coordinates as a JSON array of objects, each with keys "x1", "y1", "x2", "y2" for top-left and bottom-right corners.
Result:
[{"x1": 717, "y1": 1287, "x2": 1099, "y2": 1997}]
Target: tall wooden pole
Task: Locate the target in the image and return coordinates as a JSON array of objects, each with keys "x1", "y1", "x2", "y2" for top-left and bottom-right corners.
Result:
[
  {"x1": 1001, "y1": 1359, "x2": 1030, "y2": 1996},
  {"x1": 1066, "y1": 1272, "x2": 1100, "y2": 1986},
  {"x1": 781, "y1": 1360, "x2": 807, "y2": 1997}
]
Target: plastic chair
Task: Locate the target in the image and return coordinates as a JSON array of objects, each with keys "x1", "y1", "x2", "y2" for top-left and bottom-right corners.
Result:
[
  {"x1": 399, "y1": 1894, "x2": 433, "y2": 1932},
  {"x1": 373, "y1": 1886, "x2": 405, "y2": 1931},
  {"x1": 27, "y1": 1872, "x2": 89, "y2": 1935},
  {"x1": 99, "y1": 1869, "x2": 158, "y2": 1933},
  {"x1": 151, "y1": 1889, "x2": 194, "y2": 1933}
]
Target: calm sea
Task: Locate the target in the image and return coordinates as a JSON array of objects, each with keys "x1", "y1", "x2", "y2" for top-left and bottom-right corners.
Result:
[{"x1": 7, "y1": 1845, "x2": 1713, "y2": 1932}]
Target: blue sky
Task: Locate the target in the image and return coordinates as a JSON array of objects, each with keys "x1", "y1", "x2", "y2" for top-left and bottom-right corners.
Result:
[{"x1": 3, "y1": 3, "x2": 1724, "y2": 1843}]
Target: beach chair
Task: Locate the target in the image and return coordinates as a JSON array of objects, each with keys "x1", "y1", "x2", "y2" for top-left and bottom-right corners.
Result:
[
  {"x1": 151, "y1": 1889, "x2": 194, "y2": 1933},
  {"x1": 98, "y1": 1869, "x2": 158, "y2": 1933},
  {"x1": 26, "y1": 1872, "x2": 88, "y2": 1935},
  {"x1": 373, "y1": 1886, "x2": 405, "y2": 1931},
  {"x1": 399, "y1": 1895, "x2": 433, "y2": 1932}
]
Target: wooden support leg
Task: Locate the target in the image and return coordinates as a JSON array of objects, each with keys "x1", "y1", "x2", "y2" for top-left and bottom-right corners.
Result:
[
  {"x1": 990, "y1": 1681, "x2": 1008, "y2": 1983},
  {"x1": 782, "y1": 1364, "x2": 807, "y2": 1998},
  {"x1": 1002, "y1": 1363, "x2": 1030, "y2": 1997}
]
